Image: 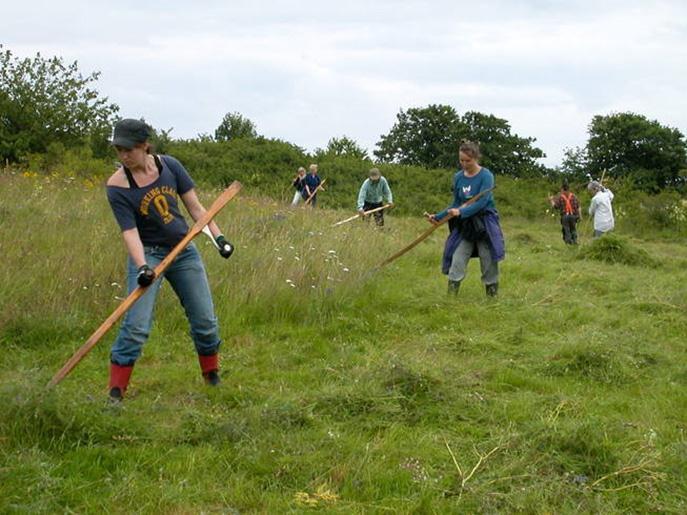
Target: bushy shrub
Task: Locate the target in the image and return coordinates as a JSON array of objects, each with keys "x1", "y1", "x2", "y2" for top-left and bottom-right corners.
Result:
[
  {"x1": 10, "y1": 132, "x2": 685, "y2": 240},
  {"x1": 25, "y1": 143, "x2": 113, "y2": 178},
  {"x1": 167, "y1": 137, "x2": 306, "y2": 197}
]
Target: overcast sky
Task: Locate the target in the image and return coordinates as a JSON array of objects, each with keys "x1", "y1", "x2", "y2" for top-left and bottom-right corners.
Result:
[{"x1": 3, "y1": 0, "x2": 686, "y2": 166}]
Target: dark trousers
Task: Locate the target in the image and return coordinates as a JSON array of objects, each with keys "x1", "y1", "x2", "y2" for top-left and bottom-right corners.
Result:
[
  {"x1": 560, "y1": 214, "x2": 578, "y2": 244},
  {"x1": 363, "y1": 201, "x2": 384, "y2": 227}
]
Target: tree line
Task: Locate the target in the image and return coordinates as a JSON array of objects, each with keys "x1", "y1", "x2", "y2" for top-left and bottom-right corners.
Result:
[{"x1": 2, "y1": 45, "x2": 686, "y2": 192}]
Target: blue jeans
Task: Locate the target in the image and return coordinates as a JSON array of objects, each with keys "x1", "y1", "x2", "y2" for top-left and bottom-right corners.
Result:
[{"x1": 110, "y1": 243, "x2": 221, "y2": 366}]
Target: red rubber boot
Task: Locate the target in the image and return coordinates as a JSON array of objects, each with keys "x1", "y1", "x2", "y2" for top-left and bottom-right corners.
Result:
[
  {"x1": 198, "y1": 354, "x2": 220, "y2": 385},
  {"x1": 108, "y1": 363, "x2": 134, "y2": 401}
]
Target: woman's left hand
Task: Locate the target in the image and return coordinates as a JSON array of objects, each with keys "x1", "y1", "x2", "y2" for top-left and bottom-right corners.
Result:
[{"x1": 448, "y1": 208, "x2": 461, "y2": 217}]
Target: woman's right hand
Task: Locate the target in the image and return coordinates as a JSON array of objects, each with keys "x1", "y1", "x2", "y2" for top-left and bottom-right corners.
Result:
[{"x1": 424, "y1": 212, "x2": 438, "y2": 224}]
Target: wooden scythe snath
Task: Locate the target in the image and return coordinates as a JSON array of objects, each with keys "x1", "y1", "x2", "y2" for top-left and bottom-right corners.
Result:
[
  {"x1": 377, "y1": 186, "x2": 495, "y2": 269},
  {"x1": 332, "y1": 203, "x2": 392, "y2": 227},
  {"x1": 304, "y1": 178, "x2": 327, "y2": 205},
  {"x1": 47, "y1": 181, "x2": 243, "y2": 388}
]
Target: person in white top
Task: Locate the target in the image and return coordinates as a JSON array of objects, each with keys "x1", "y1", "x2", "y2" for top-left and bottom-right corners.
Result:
[{"x1": 588, "y1": 181, "x2": 615, "y2": 237}]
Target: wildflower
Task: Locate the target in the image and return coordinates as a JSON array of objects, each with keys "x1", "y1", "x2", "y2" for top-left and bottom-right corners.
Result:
[
  {"x1": 400, "y1": 457, "x2": 429, "y2": 483},
  {"x1": 294, "y1": 492, "x2": 318, "y2": 507},
  {"x1": 342, "y1": 267, "x2": 350, "y2": 272}
]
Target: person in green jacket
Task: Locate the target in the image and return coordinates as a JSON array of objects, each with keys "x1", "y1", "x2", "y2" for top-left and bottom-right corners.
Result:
[{"x1": 356, "y1": 168, "x2": 393, "y2": 227}]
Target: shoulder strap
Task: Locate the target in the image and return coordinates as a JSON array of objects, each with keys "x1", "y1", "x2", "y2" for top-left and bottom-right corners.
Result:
[
  {"x1": 122, "y1": 156, "x2": 163, "y2": 188},
  {"x1": 560, "y1": 192, "x2": 574, "y2": 215},
  {"x1": 154, "y1": 154, "x2": 164, "y2": 175},
  {"x1": 122, "y1": 166, "x2": 138, "y2": 189}
]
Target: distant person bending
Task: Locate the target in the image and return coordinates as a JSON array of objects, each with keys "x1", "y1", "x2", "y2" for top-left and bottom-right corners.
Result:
[
  {"x1": 105, "y1": 118, "x2": 234, "y2": 402},
  {"x1": 549, "y1": 182, "x2": 580, "y2": 244},
  {"x1": 291, "y1": 167, "x2": 307, "y2": 206},
  {"x1": 356, "y1": 167, "x2": 393, "y2": 227},
  {"x1": 588, "y1": 180, "x2": 614, "y2": 237},
  {"x1": 304, "y1": 164, "x2": 322, "y2": 207},
  {"x1": 427, "y1": 141, "x2": 505, "y2": 297}
]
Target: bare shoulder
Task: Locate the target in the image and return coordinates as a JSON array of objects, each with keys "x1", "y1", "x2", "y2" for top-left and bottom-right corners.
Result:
[{"x1": 106, "y1": 167, "x2": 129, "y2": 188}]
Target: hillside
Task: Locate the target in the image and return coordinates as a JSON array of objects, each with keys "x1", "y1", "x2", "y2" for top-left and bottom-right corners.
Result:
[{"x1": 1, "y1": 171, "x2": 686, "y2": 513}]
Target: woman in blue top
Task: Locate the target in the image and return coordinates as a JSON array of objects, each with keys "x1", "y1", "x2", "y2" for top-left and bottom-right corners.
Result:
[
  {"x1": 304, "y1": 164, "x2": 322, "y2": 206},
  {"x1": 105, "y1": 119, "x2": 234, "y2": 401},
  {"x1": 427, "y1": 141, "x2": 505, "y2": 297}
]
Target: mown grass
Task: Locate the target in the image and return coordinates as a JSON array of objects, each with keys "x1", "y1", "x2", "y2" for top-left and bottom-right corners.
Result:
[{"x1": 1, "y1": 170, "x2": 686, "y2": 513}]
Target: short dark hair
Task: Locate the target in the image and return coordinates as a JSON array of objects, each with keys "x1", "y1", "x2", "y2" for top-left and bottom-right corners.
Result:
[{"x1": 561, "y1": 181, "x2": 569, "y2": 191}]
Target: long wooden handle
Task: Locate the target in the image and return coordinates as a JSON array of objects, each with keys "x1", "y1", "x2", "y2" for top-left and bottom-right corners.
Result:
[
  {"x1": 332, "y1": 203, "x2": 391, "y2": 227},
  {"x1": 47, "y1": 181, "x2": 242, "y2": 388},
  {"x1": 304, "y1": 178, "x2": 327, "y2": 205},
  {"x1": 377, "y1": 186, "x2": 495, "y2": 269},
  {"x1": 378, "y1": 217, "x2": 451, "y2": 267}
]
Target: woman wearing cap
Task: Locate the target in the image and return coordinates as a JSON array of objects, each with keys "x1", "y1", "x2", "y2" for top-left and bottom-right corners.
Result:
[
  {"x1": 427, "y1": 141, "x2": 505, "y2": 297},
  {"x1": 105, "y1": 118, "x2": 234, "y2": 401},
  {"x1": 356, "y1": 167, "x2": 393, "y2": 227}
]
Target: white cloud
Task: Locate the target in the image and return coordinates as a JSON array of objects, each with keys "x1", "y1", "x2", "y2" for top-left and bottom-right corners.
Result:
[{"x1": 2, "y1": 0, "x2": 686, "y2": 166}]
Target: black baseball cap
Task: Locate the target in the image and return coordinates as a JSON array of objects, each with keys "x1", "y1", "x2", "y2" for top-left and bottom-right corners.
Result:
[{"x1": 112, "y1": 119, "x2": 151, "y2": 149}]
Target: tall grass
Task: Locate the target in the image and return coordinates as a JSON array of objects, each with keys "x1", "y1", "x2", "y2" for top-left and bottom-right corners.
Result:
[{"x1": 1, "y1": 171, "x2": 686, "y2": 513}]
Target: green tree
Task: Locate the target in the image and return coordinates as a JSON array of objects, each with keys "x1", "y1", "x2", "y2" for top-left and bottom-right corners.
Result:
[
  {"x1": 559, "y1": 146, "x2": 589, "y2": 179},
  {"x1": 460, "y1": 111, "x2": 546, "y2": 177},
  {"x1": 586, "y1": 112, "x2": 687, "y2": 190},
  {"x1": 148, "y1": 125, "x2": 174, "y2": 155},
  {"x1": 214, "y1": 112, "x2": 257, "y2": 141},
  {"x1": 0, "y1": 45, "x2": 119, "y2": 162},
  {"x1": 315, "y1": 135, "x2": 369, "y2": 160},
  {"x1": 374, "y1": 104, "x2": 463, "y2": 168},
  {"x1": 374, "y1": 104, "x2": 546, "y2": 176}
]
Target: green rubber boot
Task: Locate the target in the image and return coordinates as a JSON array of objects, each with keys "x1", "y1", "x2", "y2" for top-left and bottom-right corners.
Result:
[
  {"x1": 448, "y1": 280, "x2": 461, "y2": 295},
  {"x1": 485, "y1": 283, "x2": 498, "y2": 297}
]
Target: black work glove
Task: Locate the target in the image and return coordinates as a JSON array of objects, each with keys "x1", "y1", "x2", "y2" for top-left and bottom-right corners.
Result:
[
  {"x1": 136, "y1": 264, "x2": 156, "y2": 287},
  {"x1": 215, "y1": 235, "x2": 234, "y2": 259}
]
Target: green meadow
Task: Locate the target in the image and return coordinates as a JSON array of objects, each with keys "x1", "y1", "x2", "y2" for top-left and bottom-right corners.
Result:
[{"x1": 1, "y1": 170, "x2": 686, "y2": 513}]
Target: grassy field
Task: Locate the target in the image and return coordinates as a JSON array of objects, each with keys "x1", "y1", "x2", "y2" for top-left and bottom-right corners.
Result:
[{"x1": 1, "y1": 170, "x2": 686, "y2": 513}]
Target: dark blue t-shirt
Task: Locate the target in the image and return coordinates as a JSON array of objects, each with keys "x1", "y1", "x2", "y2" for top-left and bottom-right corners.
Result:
[
  {"x1": 106, "y1": 155, "x2": 195, "y2": 247},
  {"x1": 304, "y1": 174, "x2": 321, "y2": 197}
]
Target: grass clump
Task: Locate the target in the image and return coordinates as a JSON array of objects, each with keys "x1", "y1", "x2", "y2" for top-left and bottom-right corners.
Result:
[
  {"x1": 577, "y1": 233, "x2": 656, "y2": 266},
  {"x1": 541, "y1": 343, "x2": 633, "y2": 384}
]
